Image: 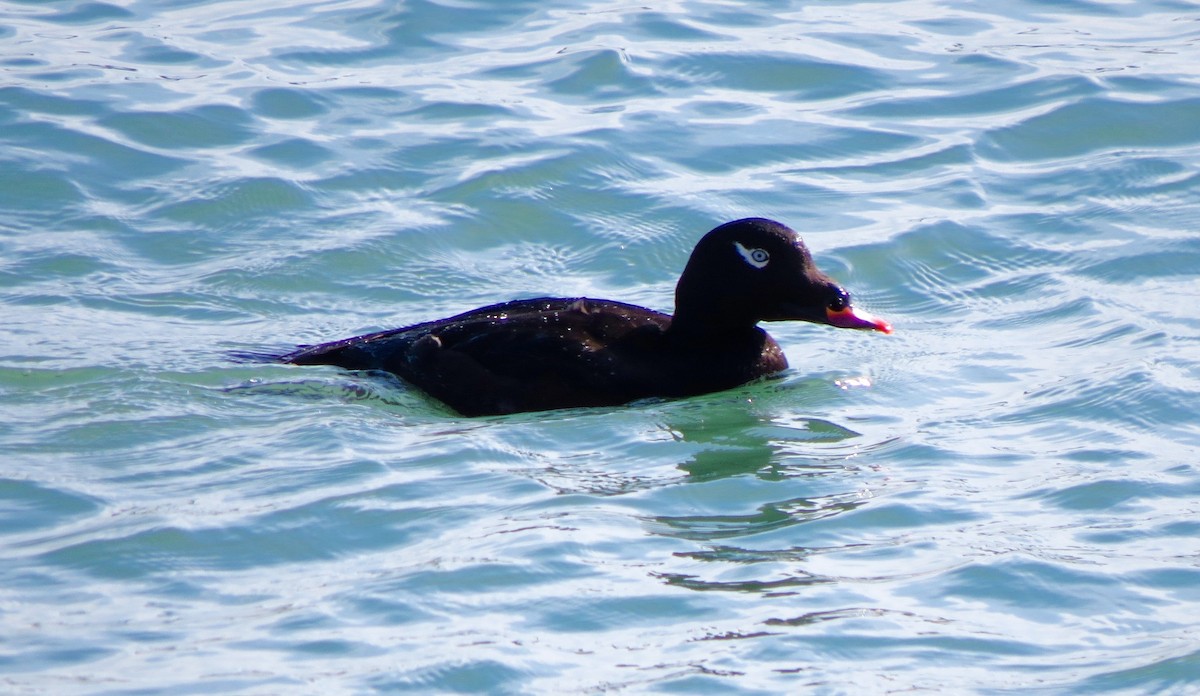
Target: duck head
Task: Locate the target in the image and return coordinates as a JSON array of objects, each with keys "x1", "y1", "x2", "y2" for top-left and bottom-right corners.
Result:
[{"x1": 672, "y1": 217, "x2": 892, "y2": 334}]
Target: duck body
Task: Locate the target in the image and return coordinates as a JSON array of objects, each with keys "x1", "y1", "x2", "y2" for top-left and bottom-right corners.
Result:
[
  {"x1": 283, "y1": 296, "x2": 785, "y2": 416},
  {"x1": 278, "y1": 218, "x2": 890, "y2": 416}
]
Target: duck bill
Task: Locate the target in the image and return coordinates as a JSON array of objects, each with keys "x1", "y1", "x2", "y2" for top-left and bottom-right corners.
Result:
[{"x1": 825, "y1": 306, "x2": 892, "y2": 334}]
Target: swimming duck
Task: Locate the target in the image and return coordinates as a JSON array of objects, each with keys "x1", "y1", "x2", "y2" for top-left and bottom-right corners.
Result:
[{"x1": 280, "y1": 217, "x2": 890, "y2": 416}]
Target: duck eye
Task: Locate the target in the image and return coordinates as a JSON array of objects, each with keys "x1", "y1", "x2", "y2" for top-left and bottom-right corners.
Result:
[
  {"x1": 828, "y1": 287, "x2": 850, "y2": 311},
  {"x1": 734, "y1": 241, "x2": 770, "y2": 269}
]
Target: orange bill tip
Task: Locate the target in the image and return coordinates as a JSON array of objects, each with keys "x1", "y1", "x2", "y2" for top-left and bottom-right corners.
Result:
[{"x1": 826, "y1": 306, "x2": 892, "y2": 334}]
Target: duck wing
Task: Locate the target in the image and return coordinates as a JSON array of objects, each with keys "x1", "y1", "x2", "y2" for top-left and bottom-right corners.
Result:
[{"x1": 282, "y1": 297, "x2": 671, "y2": 415}]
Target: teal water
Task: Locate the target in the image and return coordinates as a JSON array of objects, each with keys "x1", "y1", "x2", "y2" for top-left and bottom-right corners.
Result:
[{"x1": 3, "y1": 0, "x2": 1199, "y2": 692}]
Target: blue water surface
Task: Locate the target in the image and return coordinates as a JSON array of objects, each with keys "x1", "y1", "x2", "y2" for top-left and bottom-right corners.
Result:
[{"x1": 2, "y1": 0, "x2": 1199, "y2": 693}]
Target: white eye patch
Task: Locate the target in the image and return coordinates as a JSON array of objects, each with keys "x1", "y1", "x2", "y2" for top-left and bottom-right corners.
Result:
[{"x1": 734, "y1": 241, "x2": 770, "y2": 269}]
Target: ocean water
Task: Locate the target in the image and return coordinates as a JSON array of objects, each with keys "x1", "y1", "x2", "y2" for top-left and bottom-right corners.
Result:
[{"x1": 2, "y1": 0, "x2": 1199, "y2": 692}]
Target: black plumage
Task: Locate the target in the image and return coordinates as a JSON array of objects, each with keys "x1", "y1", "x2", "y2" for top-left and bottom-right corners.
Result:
[{"x1": 278, "y1": 218, "x2": 890, "y2": 416}]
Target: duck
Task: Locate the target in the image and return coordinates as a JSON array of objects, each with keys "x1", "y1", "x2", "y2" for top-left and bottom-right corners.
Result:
[{"x1": 278, "y1": 217, "x2": 890, "y2": 416}]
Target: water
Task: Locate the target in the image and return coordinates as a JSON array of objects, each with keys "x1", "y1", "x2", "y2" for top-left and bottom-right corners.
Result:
[{"x1": 2, "y1": 0, "x2": 1199, "y2": 692}]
